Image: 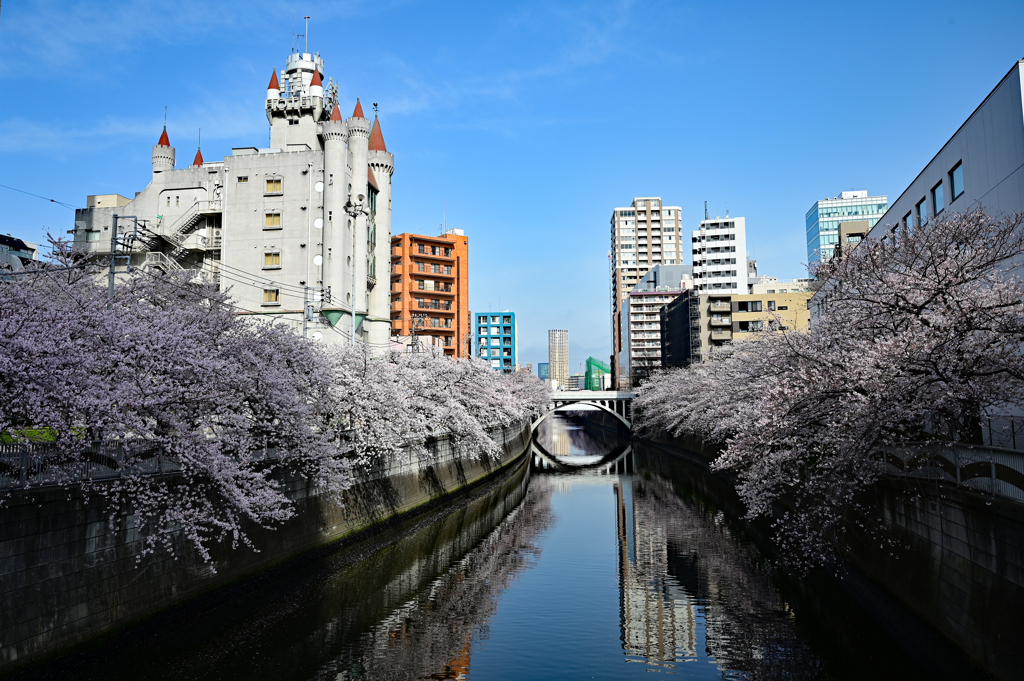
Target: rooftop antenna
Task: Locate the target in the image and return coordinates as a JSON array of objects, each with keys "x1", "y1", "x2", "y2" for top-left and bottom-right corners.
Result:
[
  {"x1": 164, "y1": 106, "x2": 167, "y2": 129},
  {"x1": 373, "y1": 102, "x2": 379, "y2": 115},
  {"x1": 704, "y1": 201, "x2": 709, "y2": 221},
  {"x1": 198, "y1": 128, "x2": 201, "y2": 149},
  {"x1": 725, "y1": 199, "x2": 729, "y2": 218},
  {"x1": 304, "y1": 16, "x2": 310, "y2": 53},
  {"x1": 291, "y1": 12, "x2": 295, "y2": 53}
]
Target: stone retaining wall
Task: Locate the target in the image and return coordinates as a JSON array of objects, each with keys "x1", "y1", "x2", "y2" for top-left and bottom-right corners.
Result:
[{"x1": 0, "y1": 422, "x2": 531, "y2": 672}]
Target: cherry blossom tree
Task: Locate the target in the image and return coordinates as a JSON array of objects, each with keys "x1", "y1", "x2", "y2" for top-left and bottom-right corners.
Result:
[
  {"x1": 635, "y1": 209, "x2": 1024, "y2": 568},
  {"x1": 0, "y1": 242, "x2": 547, "y2": 562}
]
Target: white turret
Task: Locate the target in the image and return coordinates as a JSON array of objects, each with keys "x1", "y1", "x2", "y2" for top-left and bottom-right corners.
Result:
[
  {"x1": 152, "y1": 127, "x2": 175, "y2": 179},
  {"x1": 366, "y1": 114, "x2": 395, "y2": 348},
  {"x1": 347, "y1": 99, "x2": 372, "y2": 341}
]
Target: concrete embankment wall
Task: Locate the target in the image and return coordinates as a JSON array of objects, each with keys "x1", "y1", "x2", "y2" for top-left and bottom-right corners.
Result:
[
  {"x1": 0, "y1": 422, "x2": 531, "y2": 673},
  {"x1": 636, "y1": 431, "x2": 1023, "y2": 681}
]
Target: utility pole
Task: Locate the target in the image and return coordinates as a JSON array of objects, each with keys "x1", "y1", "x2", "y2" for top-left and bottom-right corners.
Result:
[
  {"x1": 411, "y1": 313, "x2": 426, "y2": 353},
  {"x1": 343, "y1": 194, "x2": 369, "y2": 346}
]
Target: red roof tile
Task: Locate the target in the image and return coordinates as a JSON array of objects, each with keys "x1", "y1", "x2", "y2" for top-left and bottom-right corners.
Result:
[
  {"x1": 157, "y1": 127, "x2": 170, "y2": 147},
  {"x1": 330, "y1": 105, "x2": 343, "y2": 122},
  {"x1": 268, "y1": 70, "x2": 280, "y2": 90},
  {"x1": 352, "y1": 98, "x2": 364, "y2": 118},
  {"x1": 192, "y1": 148, "x2": 203, "y2": 167},
  {"x1": 310, "y1": 69, "x2": 322, "y2": 87},
  {"x1": 368, "y1": 117, "x2": 387, "y2": 152},
  {"x1": 367, "y1": 165, "x2": 378, "y2": 190}
]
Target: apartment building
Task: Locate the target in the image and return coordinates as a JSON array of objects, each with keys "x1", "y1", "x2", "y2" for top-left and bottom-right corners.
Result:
[
  {"x1": 691, "y1": 216, "x2": 749, "y2": 293},
  {"x1": 548, "y1": 329, "x2": 569, "y2": 389},
  {"x1": 661, "y1": 291, "x2": 813, "y2": 366},
  {"x1": 475, "y1": 311, "x2": 518, "y2": 372},
  {"x1": 390, "y1": 230, "x2": 470, "y2": 357},
  {"x1": 805, "y1": 191, "x2": 888, "y2": 264},
  {"x1": 619, "y1": 264, "x2": 693, "y2": 385},
  {"x1": 610, "y1": 197, "x2": 685, "y2": 387}
]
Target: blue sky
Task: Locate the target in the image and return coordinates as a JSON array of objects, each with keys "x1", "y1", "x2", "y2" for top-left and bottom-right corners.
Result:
[{"x1": 2, "y1": 1, "x2": 1023, "y2": 371}]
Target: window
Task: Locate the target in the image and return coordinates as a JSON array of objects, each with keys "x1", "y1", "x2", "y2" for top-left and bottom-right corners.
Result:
[
  {"x1": 932, "y1": 182, "x2": 945, "y2": 215},
  {"x1": 917, "y1": 198, "x2": 927, "y2": 226},
  {"x1": 749, "y1": 300, "x2": 762, "y2": 312},
  {"x1": 175, "y1": 196, "x2": 179, "y2": 207},
  {"x1": 902, "y1": 212, "x2": 912, "y2": 229},
  {"x1": 768, "y1": 301, "x2": 776, "y2": 311},
  {"x1": 417, "y1": 262, "x2": 425, "y2": 272},
  {"x1": 166, "y1": 197, "x2": 170, "y2": 207},
  {"x1": 265, "y1": 179, "x2": 282, "y2": 193},
  {"x1": 950, "y1": 162, "x2": 964, "y2": 201},
  {"x1": 444, "y1": 248, "x2": 452, "y2": 257},
  {"x1": 263, "y1": 252, "x2": 281, "y2": 269},
  {"x1": 778, "y1": 305, "x2": 788, "y2": 310},
  {"x1": 265, "y1": 213, "x2": 282, "y2": 229},
  {"x1": 263, "y1": 289, "x2": 280, "y2": 305},
  {"x1": 237, "y1": 176, "x2": 248, "y2": 183},
  {"x1": 418, "y1": 244, "x2": 425, "y2": 254},
  {"x1": 86, "y1": 230, "x2": 101, "y2": 242}
]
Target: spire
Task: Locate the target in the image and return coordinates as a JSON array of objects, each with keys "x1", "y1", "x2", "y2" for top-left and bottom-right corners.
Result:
[
  {"x1": 192, "y1": 148, "x2": 204, "y2": 167},
  {"x1": 368, "y1": 116, "x2": 387, "y2": 152},
  {"x1": 268, "y1": 70, "x2": 280, "y2": 90},
  {"x1": 329, "y1": 104, "x2": 343, "y2": 122},
  {"x1": 157, "y1": 127, "x2": 170, "y2": 147},
  {"x1": 367, "y1": 165, "x2": 378, "y2": 190},
  {"x1": 352, "y1": 98, "x2": 364, "y2": 118},
  {"x1": 310, "y1": 69, "x2": 322, "y2": 87}
]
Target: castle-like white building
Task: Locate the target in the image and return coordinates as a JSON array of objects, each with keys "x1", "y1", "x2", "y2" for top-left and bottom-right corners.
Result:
[{"x1": 73, "y1": 47, "x2": 394, "y2": 345}]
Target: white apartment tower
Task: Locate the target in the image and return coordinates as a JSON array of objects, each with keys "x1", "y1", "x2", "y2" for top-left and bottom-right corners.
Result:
[
  {"x1": 548, "y1": 329, "x2": 569, "y2": 390},
  {"x1": 609, "y1": 197, "x2": 684, "y2": 387},
  {"x1": 691, "y1": 216, "x2": 748, "y2": 293},
  {"x1": 71, "y1": 47, "x2": 394, "y2": 346}
]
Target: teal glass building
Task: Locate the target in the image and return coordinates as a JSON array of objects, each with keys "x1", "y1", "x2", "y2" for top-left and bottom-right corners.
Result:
[
  {"x1": 475, "y1": 312, "x2": 517, "y2": 373},
  {"x1": 806, "y1": 190, "x2": 888, "y2": 263}
]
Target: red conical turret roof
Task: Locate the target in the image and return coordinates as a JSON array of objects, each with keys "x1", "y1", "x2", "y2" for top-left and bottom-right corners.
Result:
[
  {"x1": 330, "y1": 105, "x2": 343, "y2": 122},
  {"x1": 192, "y1": 148, "x2": 204, "y2": 167},
  {"x1": 367, "y1": 165, "x2": 378, "y2": 190},
  {"x1": 352, "y1": 98, "x2": 364, "y2": 118},
  {"x1": 310, "y1": 69, "x2": 322, "y2": 87},
  {"x1": 157, "y1": 127, "x2": 170, "y2": 147},
  {"x1": 268, "y1": 70, "x2": 280, "y2": 90},
  {"x1": 368, "y1": 117, "x2": 387, "y2": 152}
]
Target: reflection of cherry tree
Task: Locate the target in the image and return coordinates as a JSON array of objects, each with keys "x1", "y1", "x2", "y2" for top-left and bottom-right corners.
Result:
[
  {"x1": 330, "y1": 480, "x2": 554, "y2": 680},
  {"x1": 0, "y1": 243, "x2": 548, "y2": 562},
  {"x1": 635, "y1": 209, "x2": 1024, "y2": 568}
]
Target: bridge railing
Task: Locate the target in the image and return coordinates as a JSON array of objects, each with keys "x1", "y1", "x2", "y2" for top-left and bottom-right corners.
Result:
[{"x1": 881, "y1": 442, "x2": 1024, "y2": 502}]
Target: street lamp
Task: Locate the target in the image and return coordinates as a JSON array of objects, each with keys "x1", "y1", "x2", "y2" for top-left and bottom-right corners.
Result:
[{"x1": 343, "y1": 194, "x2": 368, "y2": 346}]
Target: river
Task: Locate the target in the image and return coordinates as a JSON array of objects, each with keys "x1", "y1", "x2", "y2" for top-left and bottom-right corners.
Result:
[{"x1": 11, "y1": 410, "x2": 976, "y2": 680}]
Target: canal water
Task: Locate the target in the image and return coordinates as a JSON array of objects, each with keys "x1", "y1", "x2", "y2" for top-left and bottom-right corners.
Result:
[{"x1": 13, "y1": 410, "x2": 969, "y2": 680}]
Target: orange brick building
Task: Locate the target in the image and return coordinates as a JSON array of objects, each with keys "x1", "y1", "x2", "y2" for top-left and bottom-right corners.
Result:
[{"x1": 390, "y1": 230, "x2": 470, "y2": 357}]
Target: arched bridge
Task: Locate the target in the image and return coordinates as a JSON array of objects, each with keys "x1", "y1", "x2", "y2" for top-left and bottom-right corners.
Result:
[{"x1": 534, "y1": 391, "x2": 636, "y2": 429}]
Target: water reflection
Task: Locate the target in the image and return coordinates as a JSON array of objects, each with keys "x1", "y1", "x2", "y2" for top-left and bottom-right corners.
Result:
[{"x1": 533, "y1": 408, "x2": 632, "y2": 467}]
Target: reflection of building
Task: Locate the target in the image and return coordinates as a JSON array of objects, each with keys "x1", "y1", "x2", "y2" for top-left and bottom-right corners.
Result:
[
  {"x1": 661, "y1": 290, "x2": 813, "y2": 366},
  {"x1": 390, "y1": 230, "x2": 471, "y2": 356},
  {"x1": 548, "y1": 329, "x2": 568, "y2": 389},
  {"x1": 610, "y1": 197, "x2": 685, "y2": 387},
  {"x1": 614, "y1": 478, "x2": 698, "y2": 667},
  {"x1": 805, "y1": 190, "x2": 888, "y2": 264},
  {"x1": 475, "y1": 311, "x2": 517, "y2": 372},
  {"x1": 72, "y1": 48, "x2": 394, "y2": 345},
  {"x1": 620, "y1": 264, "x2": 693, "y2": 384}
]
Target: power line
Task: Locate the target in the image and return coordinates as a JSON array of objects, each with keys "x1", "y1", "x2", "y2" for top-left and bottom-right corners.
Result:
[{"x1": 0, "y1": 183, "x2": 76, "y2": 210}]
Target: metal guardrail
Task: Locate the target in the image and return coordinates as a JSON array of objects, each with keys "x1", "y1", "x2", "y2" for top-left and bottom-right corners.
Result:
[
  {"x1": 882, "y1": 442, "x2": 1024, "y2": 502},
  {"x1": 0, "y1": 422, "x2": 530, "y2": 491}
]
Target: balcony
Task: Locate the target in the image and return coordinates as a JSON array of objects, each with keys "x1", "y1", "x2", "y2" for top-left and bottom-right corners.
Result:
[
  {"x1": 710, "y1": 317, "x2": 731, "y2": 327},
  {"x1": 417, "y1": 300, "x2": 454, "y2": 312},
  {"x1": 709, "y1": 301, "x2": 730, "y2": 313},
  {"x1": 711, "y1": 329, "x2": 732, "y2": 341}
]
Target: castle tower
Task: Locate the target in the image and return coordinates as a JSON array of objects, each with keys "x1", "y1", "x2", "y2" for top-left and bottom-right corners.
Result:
[
  {"x1": 346, "y1": 99, "x2": 373, "y2": 342},
  {"x1": 321, "y1": 104, "x2": 350, "y2": 334},
  {"x1": 367, "y1": 114, "x2": 395, "y2": 348},
  {"x1": 152, "y1": 127, "x2": 175, "y2": 178},
  {"x1": 268, "y1": 52, "x2": 325, "y2": 150}
]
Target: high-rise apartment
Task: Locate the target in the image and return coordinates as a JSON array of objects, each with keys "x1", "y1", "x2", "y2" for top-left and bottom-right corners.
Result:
[
  {"x1": 805, "y1": 191, "x2": 888, "y2": 263},
  {"x1": 691, "y1": 216, "x2": 749, "y2": 293},
  {"x1": 609, "y1": 197, "x2": 684, "y2": 387},
  {"x1": 548, "y1": 329, "x2": 569, "y2": 389},
  {"x1": 390, "y1": 230, "x2": 470, "y2": 357},
  {"x1": 620, "y1": 264, "x2": 692, "y2": 385},
  {"x1": 475, "y1": 311, "x2": 517, "y2": 372},
  {"x1": 71, "y1": 47, "x2": 394, "y2": 346}
]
